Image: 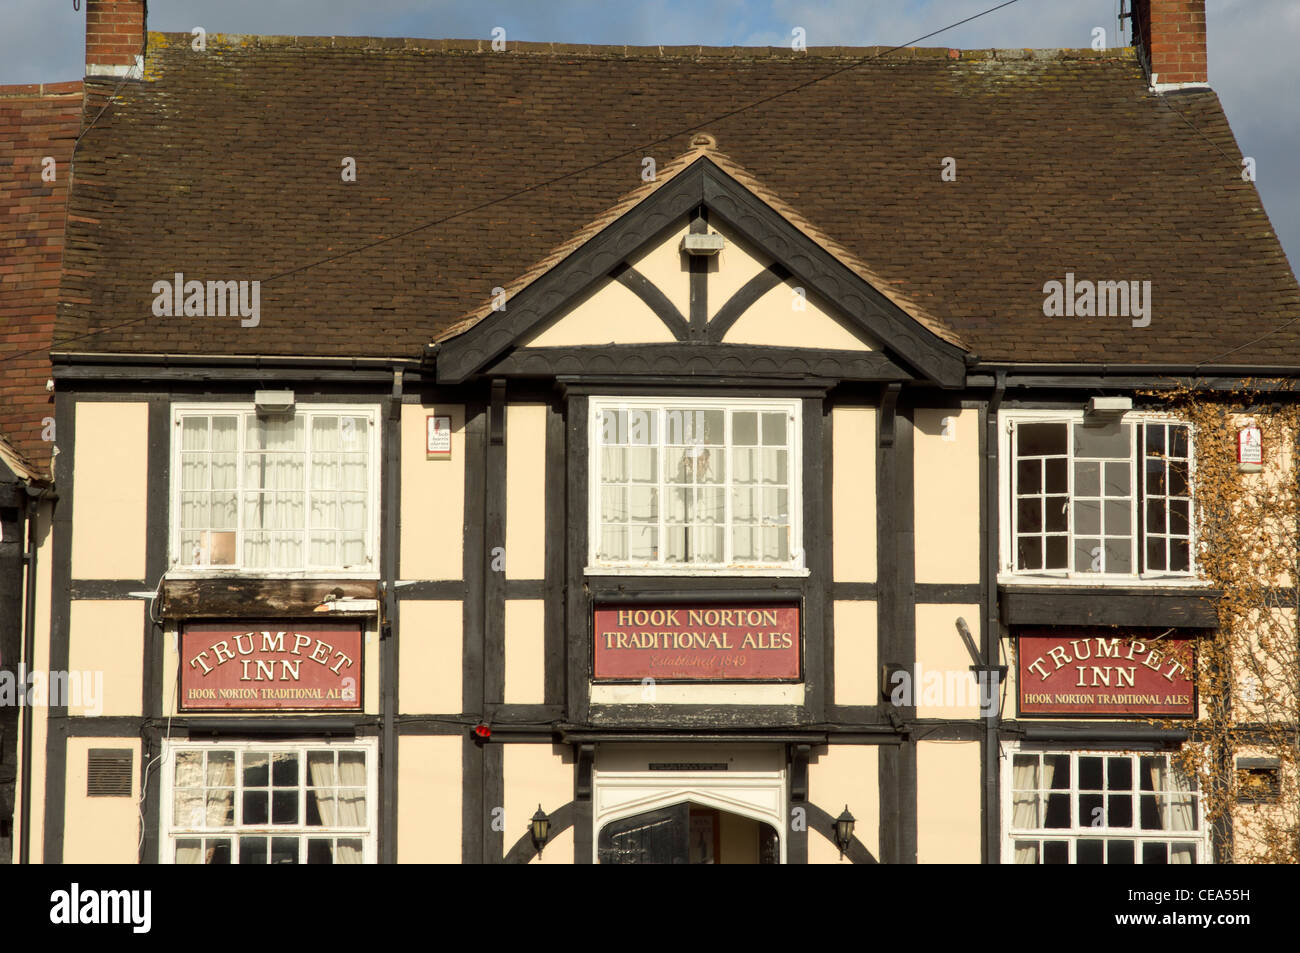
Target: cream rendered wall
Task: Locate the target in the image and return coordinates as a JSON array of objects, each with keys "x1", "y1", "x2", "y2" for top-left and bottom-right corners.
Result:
[
  {"x1": 722, "y1": 281, "x2": 873, "y2": 350},
  {"x1": 914, "y1": 603, "x2": 983, "y2": 719},
  {"x1": 522, "y1": 279, "x2": 675, "y2": 346},
  {"x1": 72, "y1": 401, "x2": 147, "y2": 579},
  {"x1": 63, "y1": 737, "x2": 141, "y2": 863},
  {"x1": 505, "y1": 403, "x2": 546, "y2": 580},
  {"x1": 504, "y1": 599, "x2": 545, "y2": 704},
  {"x1": 707, "y1": 219, "x2": 770, "y2": 320},
  {"x1": 833, "y1": 600, "x2": 877, "y2": 705},
  {"x1": 627, "y1": 221, "x2": 691, "y2": 322},
  {"x1": 398, "y1": 601, "x2": 462, "y2": 714},
  {"x1": 917, "y1": 741, "x2": 981, "y2": 863},
  {"x1": 400, "y1": 403, "x2": 464, "y2": 581},
  {"x1": 503, "y1": 743, "x2": 574, "y2": 864},
  {"x1": 832, "y1": 405, "x2": 876, "y2": 582},
  {"x1": 807, "y1": 744, "x2": 879, "y2": 864},
  {"x1": 161, "y1": 623, "x2": 382, "y2": 717},
  {"x1": 397, "y1": 735, "x2": 461, "y2": 863},
  {"x1": 913, "y1": 408, "x2": 979, "y2": 584},
  {"x1": 67, "y1": 600, "x2": 143, "y2": 717}
]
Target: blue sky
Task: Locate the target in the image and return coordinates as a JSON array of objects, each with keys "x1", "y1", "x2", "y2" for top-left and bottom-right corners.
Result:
[{"x1": 5, "y1": 0, "x2": 1297, "y2": 269}]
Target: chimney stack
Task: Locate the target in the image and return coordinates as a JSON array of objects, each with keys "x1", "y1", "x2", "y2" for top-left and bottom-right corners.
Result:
[
  {"x1": 85, "y1": 0, "x2": 146, "y2": 79},
  {"x1": 1132, "y1": 0, "x2": 1208, "y2": 89}
]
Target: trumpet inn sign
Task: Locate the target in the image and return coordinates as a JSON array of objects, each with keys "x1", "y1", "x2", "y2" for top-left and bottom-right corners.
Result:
[
  {"x1": 593, "y1": 603, "x2": 801, "y2": 681},
  {"x1": 180, "y1": 621, "x2": 363, "y2": 711},
  {"x1": 1017, "y1": 631, "x2": 1196, "y2": 718}
]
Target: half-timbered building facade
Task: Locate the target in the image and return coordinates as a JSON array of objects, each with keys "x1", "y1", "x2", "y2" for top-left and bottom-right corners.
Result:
[{"x1": 12, "y1": 0, "x2": 1298, "y2": 863}]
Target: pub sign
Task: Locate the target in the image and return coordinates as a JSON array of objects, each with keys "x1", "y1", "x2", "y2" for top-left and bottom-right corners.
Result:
[
  {"x1": 1017, "y1": 630, "x2": 1195, "y2": 717},
  {"x1": 180, "y1": 621, "x2": 363, "y2": 711},
  {"x1": 593, "y1": 602, "x2": 801, "y2": 681}
]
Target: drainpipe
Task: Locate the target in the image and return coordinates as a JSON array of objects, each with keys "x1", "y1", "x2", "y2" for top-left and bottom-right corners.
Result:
[
  {"x1": 981, "y1": 373, "x2": 1006, "y2": 863},
  {"x1": 380, "y1": 370, "x2": 401, "y2": 864},
  {"x1": 19, "y1": 485, "x2": 54, "y2": 865}
]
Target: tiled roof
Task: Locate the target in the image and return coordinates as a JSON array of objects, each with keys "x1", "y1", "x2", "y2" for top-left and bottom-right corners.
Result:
[
  {"x1": 1, "y1": 81, "x2": 81, "y2": 476},
  {"x1": 53, "y1": 34, "x2": 1300, "y2": 368}
]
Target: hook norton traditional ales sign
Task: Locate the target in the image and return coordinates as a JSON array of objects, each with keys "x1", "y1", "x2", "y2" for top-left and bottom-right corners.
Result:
[
  {"x1": 1017, "y1": 630, "x2": 1196, "y2": 717},
  {"x1": 593, "y1": 603, "x2": 801, "y2": 681},
  {"x1": 180, "y1": 622, "x2": 363, "y2": 711}
]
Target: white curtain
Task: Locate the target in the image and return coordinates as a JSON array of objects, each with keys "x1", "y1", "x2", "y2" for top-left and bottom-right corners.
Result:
[
  {"x1": 307, "y1": 750, "x2": 366, "y2": 865},
  {"x1": 1150, "y1": 757, "x2": 1197, "y2": 863},
  {"x1": 179, "y1": 416, "x2": 237, "y2": 565},
  {"x1": 1012, "y1": 756, "x2": 1040, "y2": 864},
  {"x1": 243, "y1": 415, "x2": 305, "y2": 569},
  {"x1": 309, "y1": 416, "x2": 369, "y2": 568}
]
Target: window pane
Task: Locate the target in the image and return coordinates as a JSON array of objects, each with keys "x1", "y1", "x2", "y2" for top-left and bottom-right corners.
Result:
[
  {"x1": 1045, "y1": 497, "x2": 1068, "y2": 533},
  {"x1": 762, "y1": 412, "x2": 788, "y2": 447},
  {"x1": 270, "y1": 837, "x2": 299, "y2": 865},
  {"x1": 1017, "y1": 459, "x2": 1041, "y2": 494},
  {"x1": 1108, "y1": 795, "x2": 1133, "y2": 828},
  {"x1": 272, "y1": 752, "x2": 299, "y2": 787},
  {"x1": 1104, "y1": 500, "x2": 1130, "y2": 535},
  {"x1": 1145, "y1": 423, "x2": 1166, "y2": 456},
  {"x1": 239, "y1": 836, "x2": 267, "y2": 865},
  {"x1": 1018, "y1": 498, "x2": 1043, "y2": 533},
  {"x1": 1045, "y1": 535, "x2": 1068, "y2": 569},
  {"x1": 1105, "y1": 461, "x2": 1130, "y2": 497},
  {"x1": 1045, "y1": 793, "x2": 1071, "y2": 828},
  {"x1": 1075, "y1": 422, "x2": 1130, "y2": 458},
  {"x1": 1043, "y1": 841, "x2": 1069, "y2": 864},
  {"x1": 1104, "y1": 538, "x2": 1132, "y2": 573},
  {"x1": 733, "y1": 412, "x2": 758, "y2": 446},
  {"x1": 1018, "y1": 423, "x2": 1067, "y2": 456},
  {"x1": 1017, "y1": 536, "x2": 1042, "y2": 570},
  {"x1": 1075, "y1": 461, "x2": 1100, "y2": 497},
  {"x1": 1077, "y1": 840, "x2": 1104, "y2": 864},
  {"x1": 1045, "y1": 459, "x2": 1068, "y2": 494},
  {"x1": 1108, "y1": 757, "x2": 1133, "y2": 790},
  {"x1": 1143, "y1": 842, "x2": 1168, "y2": 864},
  {"x1": 1107, "y1": 840, "x2": 1135, "y2": 864},
  {"x1": 272, "y1": 790, "x2": 298, "y2": 824},
  {"x1": 243, "y1": 791, "x2": 269, "y2": 825},
  {"x1": 244, "y1": 754, "x2": 268, "y2": 788},
  {"x1": 1080, "y1": 757, "x2": 1104, "y2": 790},
  {"x1": 1075, "y1": 500, "x2": 1101, "y2": 535}
]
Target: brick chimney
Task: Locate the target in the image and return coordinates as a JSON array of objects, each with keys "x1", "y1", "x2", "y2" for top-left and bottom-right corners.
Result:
[
  {"x1": 1131, "y1": 0, "x2": 1208, "y2": 89},
  {"x1": 85, "y1": 0, "x2": 146, "y2": 79}
]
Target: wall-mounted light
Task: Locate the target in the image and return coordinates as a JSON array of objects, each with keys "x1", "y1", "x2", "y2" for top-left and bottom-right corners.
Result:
[
  {"x1": 834, "y1": 805, "x2": 856, "y2": 858},
  {"x1": 681, "y1": 232, "x2": 725, "y2": 256},
  {"x1": 530, "y1": 805, "x2": 551, "y2": 855},
  {"x1": 254, "y1": 389, "x2": 295, "y2": 415},
  {"x1": 1085, "y1": 396, "x2": 1131, "y2": 422}
]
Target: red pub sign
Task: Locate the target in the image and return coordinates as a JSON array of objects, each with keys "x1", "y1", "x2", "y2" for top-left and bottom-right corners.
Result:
[
  {"x1": 593, "y1": 603, "x2": 801, "y2": 681},
  {"x1": 1017, "y1": 630, "x2": 1195, "y2": 717},
  {"x1": 180, "y1": 621, "x2": 363, "y2": 711}
]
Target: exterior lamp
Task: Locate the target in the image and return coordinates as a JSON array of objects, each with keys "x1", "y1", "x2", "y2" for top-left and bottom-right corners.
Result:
[
  {"x1": 834, "y1": 806, "x2": 856, "y2": 858},
  {"x1": 530, "y1": 805, "x2": 551, "y2": 855}
]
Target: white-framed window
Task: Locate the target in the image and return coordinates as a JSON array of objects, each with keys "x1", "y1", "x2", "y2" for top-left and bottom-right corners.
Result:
[
  {"x1": 1000, "y1": 410, "x2": 1195, "y2": 582},
  {"x1": 1003, "y1": 747, "x2": 1210, "y2": 864},
  {"x1": 170, "y1": 404, "x2": 380, "y2": 575},
  {"x1": 588, "y1": 396, "x2": 804, "y2": 574},
  {"x1": 160, "y1": 739, "x2": 378, "y2": 864}
]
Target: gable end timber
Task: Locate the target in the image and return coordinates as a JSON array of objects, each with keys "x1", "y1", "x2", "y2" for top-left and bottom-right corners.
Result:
[{"x1": 435, "y1": 159, "x2": 968, "y2": 387}]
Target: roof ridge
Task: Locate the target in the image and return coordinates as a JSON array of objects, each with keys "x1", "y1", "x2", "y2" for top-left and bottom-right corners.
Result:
[{"x1": 146, "y1": 32, "x2": 1136, "y2": 62}]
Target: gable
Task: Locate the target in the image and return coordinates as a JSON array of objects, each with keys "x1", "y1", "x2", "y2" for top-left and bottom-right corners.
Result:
[
  {"x1": 518, "y1": 216, "x2": 877, "y2": 353},
  {"x1": 434, "y1": 156, "x2": 966, "y2": 387}
]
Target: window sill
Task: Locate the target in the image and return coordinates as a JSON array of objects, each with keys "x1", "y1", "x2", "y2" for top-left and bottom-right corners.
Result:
[
  {"x1": 166, "y1": 568, "x2": 381, "y2": 581},
  {"x1": 998, "y1": 573, "x2": 1210, "y2": 588},
  {"x1": 585, "y1": 566, "x2": 811, "y2": 578}
]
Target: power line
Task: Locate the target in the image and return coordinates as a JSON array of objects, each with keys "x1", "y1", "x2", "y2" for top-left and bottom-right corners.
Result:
[{"x1": 20, "y1": 0, "x2": 1023, "y2": 361}]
